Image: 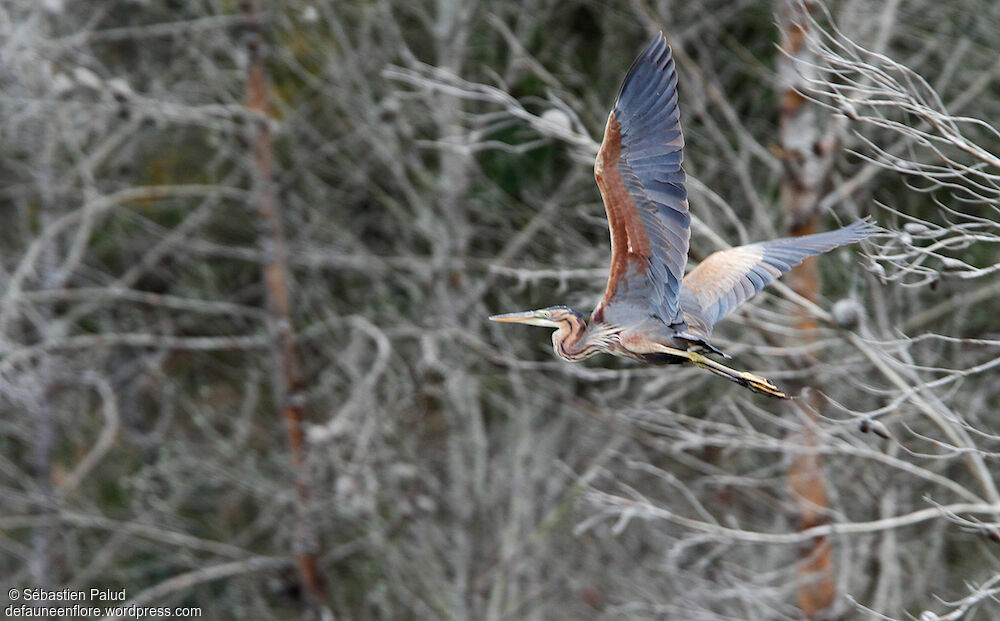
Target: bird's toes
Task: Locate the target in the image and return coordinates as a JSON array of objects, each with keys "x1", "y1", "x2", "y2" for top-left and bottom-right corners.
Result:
[{"x1": 739, "y1": 372, "x2": 788, "y2": 399}]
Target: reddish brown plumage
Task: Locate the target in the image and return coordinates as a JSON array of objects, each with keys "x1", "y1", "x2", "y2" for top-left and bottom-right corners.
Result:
[{"x1": 594, "y1": 112, "x2": 653, "y2": 314}]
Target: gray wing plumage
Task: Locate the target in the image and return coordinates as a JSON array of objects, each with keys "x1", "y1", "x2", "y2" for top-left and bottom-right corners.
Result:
[
  {"x1": 593, "y1": 33, "x2": 690, "y2": 327},
  {"x1": 680, "y1": 218, "x2": 878, "y2": 336}
]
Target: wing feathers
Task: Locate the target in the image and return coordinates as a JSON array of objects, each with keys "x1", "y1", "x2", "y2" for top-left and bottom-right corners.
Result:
[
  {"x1": 681, "y1": 218, "x2": 878, "y2": 334},
  {"x1": 593, "y1": 33, "x2": 690, "y2": 326},
  {"x1": 592, "y1": 34, "x2": 874, "y2": 337}
]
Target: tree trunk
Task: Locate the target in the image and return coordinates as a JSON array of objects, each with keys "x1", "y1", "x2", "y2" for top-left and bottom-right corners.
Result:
[
  {"x1": 243, "y1": 2, "x2": 328, "y2": 618},
  {"x1": 776, "y1": 1, "x2": 838, "y2": 618}
]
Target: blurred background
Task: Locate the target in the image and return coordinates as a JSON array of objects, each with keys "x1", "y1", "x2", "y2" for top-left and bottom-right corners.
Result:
[{"x1": 3, "y1": 1, "x2": 1000, "y2": 619}]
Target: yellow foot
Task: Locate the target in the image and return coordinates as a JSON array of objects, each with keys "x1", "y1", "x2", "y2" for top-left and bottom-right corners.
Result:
[
  {"x1": 738, "y1": 371, "x2": 788, "y2": 399},
  {"x1": 682, "y1": 351, "x2": 790, "y2": 399}
]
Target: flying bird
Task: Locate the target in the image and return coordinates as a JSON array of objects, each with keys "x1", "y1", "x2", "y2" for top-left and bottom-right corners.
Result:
[{"x1": 490, "y1": 33, "x2": 876, "y2": 398}]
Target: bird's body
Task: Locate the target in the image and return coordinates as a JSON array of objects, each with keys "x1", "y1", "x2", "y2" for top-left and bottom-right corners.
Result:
[{"x1": 491, "y1": 34, "x2": 877, "y2": 398}]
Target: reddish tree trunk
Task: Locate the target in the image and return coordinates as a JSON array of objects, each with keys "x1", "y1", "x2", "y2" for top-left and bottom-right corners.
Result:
[
  {"x1": 243, "y1": 2, "x2": 327, "y2": 617},
  {"x1": 777, "y1": 1, "x2": 837, "y2": 618}
]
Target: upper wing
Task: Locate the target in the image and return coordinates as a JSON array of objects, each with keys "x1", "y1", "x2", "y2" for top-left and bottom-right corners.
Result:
[
  {"x1": 593, "y1": 33, "x2": 689, "y2": 327},
  {"x1": 680, "y1": 219, "x2": 878, "y2": 335}
]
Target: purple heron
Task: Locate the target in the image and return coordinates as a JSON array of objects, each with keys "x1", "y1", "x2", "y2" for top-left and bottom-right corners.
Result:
[{"x1": 490, "y1": 33, "x2": 876, "y2": 399}]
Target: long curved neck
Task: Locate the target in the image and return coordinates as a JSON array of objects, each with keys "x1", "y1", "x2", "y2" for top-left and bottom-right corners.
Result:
[{"x1": 552, "y1": 313, "x2": 602, "y2": 361}]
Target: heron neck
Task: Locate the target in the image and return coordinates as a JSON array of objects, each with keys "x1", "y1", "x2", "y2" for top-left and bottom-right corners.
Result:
[{"x1": 553, "y1": 316, "x2": 600, "y2": 361}]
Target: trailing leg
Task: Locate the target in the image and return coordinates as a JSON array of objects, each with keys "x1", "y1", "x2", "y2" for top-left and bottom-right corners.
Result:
[
  {"x1": 686, "y1": 351, "x2": 788, "y2": 399},
  {"x1": 646, "y1": 344, "x2": 788, "y2": 398}
]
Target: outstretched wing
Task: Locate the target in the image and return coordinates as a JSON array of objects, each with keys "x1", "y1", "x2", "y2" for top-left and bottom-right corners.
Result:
[
  {"x1": 680, "y1": 219, "x2": 878, "y2": 336},
  {"x1": 592, "y1": 33, "x2": 689, "y2": 327}
]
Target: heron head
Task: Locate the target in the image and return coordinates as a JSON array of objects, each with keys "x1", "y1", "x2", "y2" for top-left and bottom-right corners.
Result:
[{"x1": 489, "y1": 306, "x2": 584, "y2": 329}]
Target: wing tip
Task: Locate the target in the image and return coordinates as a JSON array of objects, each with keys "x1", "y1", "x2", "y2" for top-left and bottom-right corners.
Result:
[
  {"x1": 841, "y1": 216, "x2": 882, "y2": 241},
  {"x1": 614, "y1": 32, "x2": 674, "y2": 107}
]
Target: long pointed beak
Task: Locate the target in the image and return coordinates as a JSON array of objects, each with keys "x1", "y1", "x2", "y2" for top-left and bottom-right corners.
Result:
[{"x1": 489, "y1": 310, "x2": 559, "y2": 328}]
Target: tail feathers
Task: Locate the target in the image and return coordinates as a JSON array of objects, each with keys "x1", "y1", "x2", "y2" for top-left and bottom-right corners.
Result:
[{"x1": 686, "y1": 352, "x2": 789, "y2": 399}]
